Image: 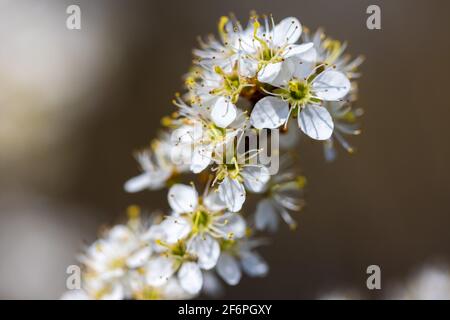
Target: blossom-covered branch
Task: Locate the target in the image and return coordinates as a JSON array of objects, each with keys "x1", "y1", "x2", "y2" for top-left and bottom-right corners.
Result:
[{"x1": 63, "y1": 13, "x2": 363, "y2": 300}]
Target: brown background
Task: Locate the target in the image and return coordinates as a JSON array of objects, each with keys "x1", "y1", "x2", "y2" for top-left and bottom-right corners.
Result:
[{"x1": 0, "y1": 0, "x2": 449, "y2": 299}]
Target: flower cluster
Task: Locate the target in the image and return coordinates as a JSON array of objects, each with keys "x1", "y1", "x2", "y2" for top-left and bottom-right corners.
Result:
[{"x1": 64, "y1": 13, "x2": 363, "y2": 299}]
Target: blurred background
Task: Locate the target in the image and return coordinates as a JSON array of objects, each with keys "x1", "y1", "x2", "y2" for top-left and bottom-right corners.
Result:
[{"x1": 1, "y1": 0, "x2": 449, "y2": 299}]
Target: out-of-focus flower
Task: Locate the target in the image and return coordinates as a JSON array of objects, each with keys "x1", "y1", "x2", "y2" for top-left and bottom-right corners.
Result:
[{"x1": 255, "y1": 158, "x2": 306, "y2": 232}]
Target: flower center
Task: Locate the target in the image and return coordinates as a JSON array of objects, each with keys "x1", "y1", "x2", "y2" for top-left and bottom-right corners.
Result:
[
  {"x1": 191, "y1": 208, "x2": 212, "y2": 234},
  {"x1": 215, "y1": 157, "x2": 242, "y2": 181},
  {"x1": 288, "y1": 80, "x2": 311, "y2": 102},
  {"x1": 276, "y1": 79, "x2": 313, "y2": 109},
  {"x1": 211, "y1": 66, "x2": 246, "y2": 103}
]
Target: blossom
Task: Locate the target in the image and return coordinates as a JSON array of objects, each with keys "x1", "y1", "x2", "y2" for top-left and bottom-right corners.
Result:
[
  {"x1": 250, "y1": 61, "x2": 351, "y2": 140},
  {"x1": 193, "y1": 15, "x2": 255, "y2": 76},
  {"x1": 212, "y1": 143, "x2": 271, "y2": 212},
  {"x1": 216, "y1": 237, "x2": 268, "y2": 286},
  {"x1": 124, "y1": 133, "x2": 186, "y2": 192},
  {"x1": 254, "y1": 162, "x2": 306, "y2": 232},
  {"x1": 242, "y1": 15, "x2": 314, "y2": 84},
  {"x1": 143, "y1": 183, "x2": 246, "y2": 295},
  {"x1": 65, "y1": 13, "x2": 364, "y2": 300},
  {"x1": 75, "y1": 209, "x2": 153, "y2": 299},
  {"x1": 171, "y1": 97, "x2": 247, "y2": 173},
  {"x1": 186, "y1": 65, "x2": 250, "y2": 128}
]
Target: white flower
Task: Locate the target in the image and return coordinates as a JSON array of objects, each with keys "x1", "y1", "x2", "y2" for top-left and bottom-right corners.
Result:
[
  {"x1": 78, "y1": 213, "x2": 153, "y2": 299},
  {"x1": 144, "y1": 242, "x2": 203, "y2": 295},
  {"x1": 244, "y1": 16, "x2": 314, "y2": 84},
  {"x1": 164, "y1": 184, "x2": 246, "y2": 265},
  {"x1": 193, "y1": 15, "x2": 255, "y2": 76},
  {"x1": 216, "y1": 238, "x2": 268, "y2": 286},
  {"x1": 212, "y1": 146, "x2": 271, "y2": 212},
  {"x1": 80, "y1": 225, "x2": 151, "y2": 280},
  {"x1": 171, "y1": 98, "x2": 247, "y2": 174},
  {"x1": 250, "y1": 60, "x2": 351, "y2": 140},
  {"x1": 144, "y1": 183, "x2": 247, "y2": 295},
  {"x1": 254, "y1": 166, "x2": 306, "y2": 232},
  {"x1": 186, "y1": 65, "x2": 251, "y2": 128},
  {"x1": 124, "y1": 133, "x2": 185, "y2": 192}
]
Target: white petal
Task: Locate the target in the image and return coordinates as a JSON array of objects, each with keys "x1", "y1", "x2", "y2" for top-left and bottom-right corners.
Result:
[
  {"x1": 255, "y1": 199, "x2": 279, "y2": 232},
  {"x1": 216, "y1": 253, "x2": 242, "y2": 286},
  {"x1": 241, "y1": 252, "x2": 268, "y2": 277},
  {"x1": 241, "y1": 166, "x2": 271, "y2": 193},
  {"x1": 168, "y1": 184, "x2": 198, "y2": 214},
  {"x1": 257, "y1": 62, "x2": 282, "y2": 84},
  {"x1": 146, "y1": 256, "x2": 176, "y2": 287},
  {"x1": 124, "y1": 173, "x2": 152, "y2": 193},
  {"x1": 291, "y1": 47, "x2": 318, "y2": 79},
  {"x1": 283, "y1": 43, "x2": 314, "y2": 59},
  {"x1": 273, "y1": 17, "x2": 302, "y2": 46},
  {"x1": 157, "y1": 217, "x2": 191, "y2": 244},
  {"x1": 312, "y1": 70, "x2": 351, "y2": 100},
  {"x1": 108, "y1": 225, "x2": 131, "y2": 240},
  {"x1": 191, "y1": 144, "x2": 213, "y2": 173},
  {"x1": 172, "y1": 125, "x2": 198, "y2": 144},
  {"x1": 203, "y1": 190, "x2": 227, "y2": 212},
  {"x1": 239, "y1": 57, "x2": 258, "y2": 77},
  {"x1": 298, "y1": 105, "x2": 334, "y2": 140},
  {"x1": 188, "y1": 235, "x2": 220, "y2": 270},
  {"x1": 250, "y1": 96, "x2": 289, "y2": 129},
  {"x1": 178, "y1": 262, "x2": 203, "y2": 295},
  {"x1": 126, "y1": 247, "x2": 152, "y2": 268},
  {"x1": 211, "y1": 97, "x2": 237, "y2": 128},
  {"x1": 218, "y1": 213, "x2": 246, "y2": 238},
  {"x1": 218, "y1": 177, "x2": 246, "y2": 212}
]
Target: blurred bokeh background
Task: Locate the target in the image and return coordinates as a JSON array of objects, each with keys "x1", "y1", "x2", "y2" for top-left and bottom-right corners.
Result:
[{"x1": 1, "y1": 0, "x2": 449, "y2": 299}]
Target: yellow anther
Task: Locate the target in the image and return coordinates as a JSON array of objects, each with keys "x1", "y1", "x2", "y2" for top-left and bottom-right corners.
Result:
[
  {"x1": 218, "y1": 16, "x2": 229, "y2": 40},
  {"x1": 161, "y1": 116, "x2": 173, "y2": 127},
  {"x1": 296, "y1": 176, "x2": 307, "y2": 188},
  {"x1": 127, "y1": 204, "x2": 141, "y2": 220}
]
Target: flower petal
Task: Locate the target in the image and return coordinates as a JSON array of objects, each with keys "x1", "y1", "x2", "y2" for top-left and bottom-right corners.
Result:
[
  {"x1": 257, "y1": 62, "x2": 282, "y2": 84},
  {"x1": 283, "y1": 42, "x2": 314, "y2": 59},
  {"x1": 217, "y1": 253, "x2": 242, "y2": 286},
  {"x1": 312, "y1": 70, "x2": 351, "y2": 100},
  {"x1": 145, "y1": 256, "x2": 176, "y2": 287},
  {"x1": 255, "y1": 199, "x2": 279, "y2": 232},
  {"x1": 273, "y1": 17, "x2": 302, "y2": 46},
  {"x1": 191, "y1": 144, "x2": 213, "y2": 173},
  {"x1": 298, "y1": 105, "x2": 334, "y2": 140},
  {"x1": 218, "y1": 177, "x2": 246, "y2": 212},
  {"x1": 188, "y1": 235, "x2": 220, "y2": 270},
  {"x1": 157, "y1": 217, "x2": 191, "y2": 243},
  {"x1": 203, "y1": 190, "x2": 227, "y2": 212},
  {"x1": 178, "y1": 262, "x2": 203, "y2": 295},
  {"x1": 211, "y1": 97, "x2": 237, "y2": 128},
  {"x1": 250, "y1": 96, "x2": 289, "y2": 129},
  {"x1": 216, "y1": 212, "x2": 246, "y2": 239},
  {"x1": 241, "y1": 251, "x2": 269, "y2": 277},
  {"x1": 241, "y1": 166, "x2": 271, "y2": 193},
  {"x1": 126, "y1": 247, "x2": 152, "y2": 268},
  {"x1": 168, "y1": 184, "x2": 198, "y2": 214},
  {"x1": 124, "y1": 173, "x2": 152, "y2": 193}
]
